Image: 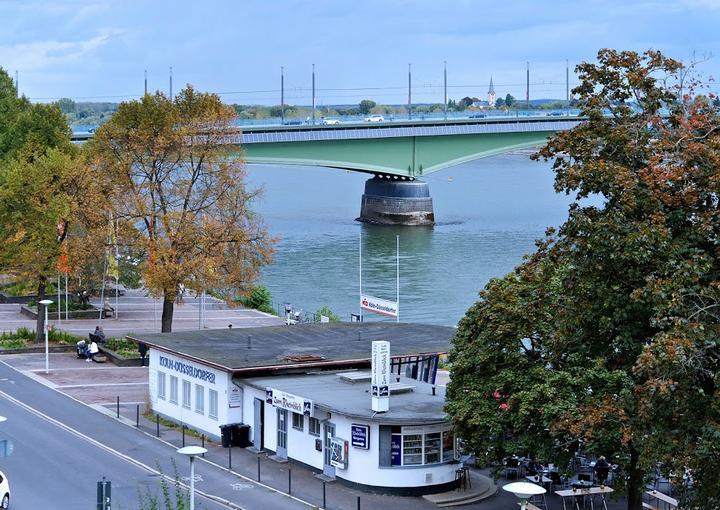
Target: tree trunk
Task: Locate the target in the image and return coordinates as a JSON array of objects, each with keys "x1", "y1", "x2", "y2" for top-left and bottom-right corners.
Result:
[
  {"x1": 35, "y1": 278, "x2": 46, "y2": 343},
  {"x1": 626, "y1": 443, "x2": 644, "y2": 510},
  {"x1": 161, "y1": 292, "x2": 174, "y2": 333}
]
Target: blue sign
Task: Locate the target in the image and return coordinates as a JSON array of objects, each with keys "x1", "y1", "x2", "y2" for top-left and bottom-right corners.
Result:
[
  {"x1": 391, "y1": 434, "x2": 402, "y2": 465},
  {"x1": 351, "y1": 424, "x2": 369, "y2": 449}
]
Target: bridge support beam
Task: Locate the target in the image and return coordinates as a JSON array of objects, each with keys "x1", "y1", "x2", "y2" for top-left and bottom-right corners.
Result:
[{"x1": 358, "y1": 177, "x2": 434, "y2": 226}]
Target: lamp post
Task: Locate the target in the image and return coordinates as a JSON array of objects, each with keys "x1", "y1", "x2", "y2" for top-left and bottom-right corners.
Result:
[
  {"x1": 502, "y1": 481, "x2": 546, "y2": 510},
  {"x1": 39, "y1": 299, "x2": 53, "y2": 374},
  {"x1": 177, "y1": 445, "x2": 207, "y2": 510}
]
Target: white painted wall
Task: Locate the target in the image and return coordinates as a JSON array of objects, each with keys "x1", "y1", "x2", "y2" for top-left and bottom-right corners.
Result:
[
  {"x1": 149, "y1": 348, "x2": 232, "y2": 439},
  {"x1": 237, "y1": 382, "x2": 456, "y2": 489}
]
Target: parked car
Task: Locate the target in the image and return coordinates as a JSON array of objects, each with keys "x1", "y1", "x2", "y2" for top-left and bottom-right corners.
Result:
[
  {"x1": 0, "y1": 470, "x2": 10, "y2": 509},
  {"x1": 364, "y1": 114, "x2": 384, "y2": 122},
  {"x1": 321, "y1": 118, "x2": 340, "y2": 125},
  {"x1": 469, "y1": 113, "x2": 487, "y2": 118}
]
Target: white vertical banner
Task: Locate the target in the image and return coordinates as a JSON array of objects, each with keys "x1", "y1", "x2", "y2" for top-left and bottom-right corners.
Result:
[{"x1": 371, "y1": 340, "x2": 390, "y2": 412}]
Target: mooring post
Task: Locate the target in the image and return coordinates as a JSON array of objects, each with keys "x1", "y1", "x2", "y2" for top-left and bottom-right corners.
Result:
[
  {"x1": 322, "y1": 481, "x2": 326, "y2": 508},
  {"x1": 201, "y1": 434, "x2": 205, "y2": 456},
  {"x1": 156, "y1": 414, "x2": 160, "y2": 437},
  {"x1": 357, "y1": 495, "x2": 361, "y2": 510},
  {"x1": 182, "y1": 424, "x2": 186, "y2": 447},
  {"x1": 116, "y1": 396, "x2": 120, "y2": 418},
  {"x1": 229, "y1": 445, "x2": 232, "y2": 470},
  {"x1": 257, "y1": 455, "x2": 260, "y2": 481},
  {"x1": 288, "y1": 469, "x2": 292, "y2": 494}
]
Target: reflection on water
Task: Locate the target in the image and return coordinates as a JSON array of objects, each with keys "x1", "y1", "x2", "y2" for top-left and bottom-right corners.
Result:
[{"x1": 246, "y1": 153, "x2": 572, "y2": 326}]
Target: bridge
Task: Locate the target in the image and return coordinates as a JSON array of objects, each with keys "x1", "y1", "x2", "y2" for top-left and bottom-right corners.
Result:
[{"x1": 73, "y1": 115, "x2": 583, "y2": 225}]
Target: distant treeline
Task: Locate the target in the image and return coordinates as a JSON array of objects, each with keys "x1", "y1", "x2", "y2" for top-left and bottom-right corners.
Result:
[{"x1": 55, "y1": 96, "x2": 575, "y2": 127}]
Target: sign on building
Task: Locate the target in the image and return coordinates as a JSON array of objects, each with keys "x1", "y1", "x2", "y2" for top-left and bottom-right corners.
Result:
[
  {"x1": 229, "y1": 385, "x2": 242, "y2": 408},
  {"x1": 371, "y1": 341, "x2": 390, "y2": 412},
  {"x1": 351, "y1": 424, "x2": 370, "y2": 449},
  {"x1": 329, "y1": 437, "x2": 348, "y2": 469},
  {"x1": 360, "y1": 295, "x2": 398, "y2": 318},
  {"x1": 266, "y1": 388, "x2": 314, "y2": 416}
]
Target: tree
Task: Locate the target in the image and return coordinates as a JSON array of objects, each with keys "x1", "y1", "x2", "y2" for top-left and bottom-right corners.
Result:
[
  {"x1": 446, "y1": 49, "x2": 720, "y2": 510},
  {"x1": 459, "y1": 96, "x2": 475, "y2": 109},
  {"x1": 315, "y1": 305, "x2": 340, "y2": 322},
  {"x1": 358, "y1": 99, "x2": 376, "y2": 115},
  {"x1": 56, "y1": 98, "x2": 76, "y2": 115},
  {"x1": 494, "y1": 97, "x2": 505, "y2": 107},
  {"x1": 91, "y1": 86, "x2": 275, "y2": 332},
  {"x1": 239, "y1": 285, "x2": 274, "y2": 315},
  {"x1": 504, "y1": 93, "x2": 515, "y2": 107}
]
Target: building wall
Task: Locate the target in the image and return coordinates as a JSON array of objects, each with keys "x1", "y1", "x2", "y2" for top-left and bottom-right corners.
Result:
[
  {"x1": 238, "y1": 382, "x2": 456, "y2": 490},
  {"x1": 149, "y1": 348, "x2": 240, "y2": 440}
]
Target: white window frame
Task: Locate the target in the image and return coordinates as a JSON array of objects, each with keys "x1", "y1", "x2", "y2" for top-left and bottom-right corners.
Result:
[
  {"x1": 292, "y1": 412, "x2": 304, "y2": 431},
  {"x1": 399, "y1": 425, "x2": 454, "y2": 467},
  {"x1": 157, "y1": 371, "x2": 166, "y2": 400},
  {"x1": 169, "y1": 375, "x2": 178, "y2": 404},
  {"x1": 182, "y1": 380, "x2": 191, "y2": 409},
  {"x1": 194, "y1": 384, "x2": 204, "y2": 415},
  {"x1": 208, "y1": 389, "x2": 218, "y2": 420},
  {"x1": 308, "y1": 417, "x2": 321, "y2": 436}
]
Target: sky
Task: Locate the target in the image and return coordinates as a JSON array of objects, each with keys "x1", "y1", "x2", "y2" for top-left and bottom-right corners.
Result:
[{"x1": 1, "y1": 0, "x2": 719, "y2": 105}]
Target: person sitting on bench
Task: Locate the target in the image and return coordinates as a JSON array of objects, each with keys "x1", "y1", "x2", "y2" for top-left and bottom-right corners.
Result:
[
  {"x1": 91, "y1": 326, "x2": 106, "y2": 344},
  {"x1": 86, "y1": 339, "x2": 99, "y2": 362}
]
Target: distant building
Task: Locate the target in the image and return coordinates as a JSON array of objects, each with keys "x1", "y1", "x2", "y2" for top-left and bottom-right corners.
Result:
[{"x1": 487, "y1": 76, "x2": 496, "y2": 108}]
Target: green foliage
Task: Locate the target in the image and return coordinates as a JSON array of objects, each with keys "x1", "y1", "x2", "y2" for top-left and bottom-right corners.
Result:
[
  {"x1": 137, "y1": 461, "x2": 190, "y2": 510},
  {"x1": 504, "y1": 93, "x2": 515, "y2": 106},
  {"x1": 315, "y1": 305, "x2": 340, "y2": 322},
  {"x1": 447, "y1": 49, "x2": 720, "y2": 509},
  {"x1": 28, "y1": 299, "x2": 91, "y2": 312},
  {"x1": 0, "y1": 326, "x2": 78, "y2": 347},
  {"x1": 358, "y1": 99, "x2": 377, "y2": 115},
  {"x1": 105, "y1": 337, "x2": 139, "y2": 358},
  {"x1": 238, "y1": 285, "x2": 275, "y2": 314}
]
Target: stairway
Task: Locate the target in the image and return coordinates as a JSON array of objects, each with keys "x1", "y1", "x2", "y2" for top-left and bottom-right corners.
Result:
[{"x1": 422, "y1": 472, "x2": 498, "y2": 507}]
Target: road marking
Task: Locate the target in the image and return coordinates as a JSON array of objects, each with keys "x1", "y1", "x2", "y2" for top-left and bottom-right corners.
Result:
[
  {"x1": 232, "y1": 483, "x2": 255, "y2": 491},
  {"x1": 0, "y1": 388, "x2": 246, "y2": 510}
]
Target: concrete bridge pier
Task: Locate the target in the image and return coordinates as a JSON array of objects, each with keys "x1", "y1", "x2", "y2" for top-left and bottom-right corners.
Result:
[{"x1": 358, "y1": 176, "x2": 434, "y2": 226}]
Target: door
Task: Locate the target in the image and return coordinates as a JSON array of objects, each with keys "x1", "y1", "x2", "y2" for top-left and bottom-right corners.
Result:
[
  {"x1": 253, "y1": 398, "x2": 264, "y2": 450},
  {"x1": 323, "y1": 422, "x2": 336, "y2": 478},
  {"x1": 276, "y1": 409, "x2": 288, "y2": 458}
]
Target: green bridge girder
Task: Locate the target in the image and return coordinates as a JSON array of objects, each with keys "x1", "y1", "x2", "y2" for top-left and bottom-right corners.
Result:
[{"x1": 237, "y1": 130, "x2": 553, "y2": 178}]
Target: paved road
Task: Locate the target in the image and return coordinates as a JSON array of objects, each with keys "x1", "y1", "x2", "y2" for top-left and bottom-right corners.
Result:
[{"x1": 0, "y1": 359, "x2": 309, "y2": 510}]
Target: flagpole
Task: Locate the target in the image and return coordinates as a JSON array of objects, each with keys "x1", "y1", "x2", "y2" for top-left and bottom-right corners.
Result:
[
  {"x1": 396, "y1": 235, "x2": 400, "y2": 323},
  {"x1": 359, "y1": 230, "x2": 363, "y2": 322}
]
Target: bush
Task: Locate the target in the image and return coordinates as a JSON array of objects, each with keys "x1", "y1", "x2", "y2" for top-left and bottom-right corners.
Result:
[
  {"x1": 28, "y1": 299, "x2": 91, "y2": 312},
  {"x1": 315, "y1": 305, "x2": 340, "y2": 322},
  {"x1": 0, "y1": 327, "x2": 79, "y2": 347},
  {"x1": 105, "y1": 337, "x2": 139, "y2": 358},
  {"x1": 237, "y1": 286, "x2": 275, "y2": 315}
]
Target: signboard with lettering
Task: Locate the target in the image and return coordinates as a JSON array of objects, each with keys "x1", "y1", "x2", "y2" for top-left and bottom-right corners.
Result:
[
  {"x1": 159, "y1": 355, "x2": 216, "y2": 384},
  {"x1": 229, "y1": 385, "x2": 242, "y2": 408},
  {"x1": 265, "y1": 388, "x2": 314, "y2": 416},
  {"x1": 371, "y1": 341, "x2": 390, "y2": 412},
  {"x1": 329, "y1": 437, "x2": 348, "y2": 469},
  {"x1": 360, "y1": 294, "x2": 398, "y2": 318},
  {"x1": 391, "y1": 434, "x2": 402, "y2": 465},
  {"x1": 351, "y1": 424, "x2": 369, "y2": 449}
]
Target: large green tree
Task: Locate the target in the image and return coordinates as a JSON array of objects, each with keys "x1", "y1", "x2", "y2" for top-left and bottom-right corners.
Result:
[{"x1": 446, "y1": 49, "x2": 720, "y2": 509}]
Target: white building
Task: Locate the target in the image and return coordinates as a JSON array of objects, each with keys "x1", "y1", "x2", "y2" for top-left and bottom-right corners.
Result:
[{"x1": 132, "y1": 322, "x2": 458, "y2": 495}]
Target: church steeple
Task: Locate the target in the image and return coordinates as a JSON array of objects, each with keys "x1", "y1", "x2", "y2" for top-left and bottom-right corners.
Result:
[{"x1": 487, "y1": 76, "x2": 496, "y2": 107}]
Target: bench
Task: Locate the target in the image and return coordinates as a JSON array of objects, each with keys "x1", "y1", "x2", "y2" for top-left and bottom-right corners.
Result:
[
  {"x1": 642, "y1": 504, "x2": 660, "y2": 510},
  {"x1": 644, "y1": 490, "x2": 678, "y2": 510}
]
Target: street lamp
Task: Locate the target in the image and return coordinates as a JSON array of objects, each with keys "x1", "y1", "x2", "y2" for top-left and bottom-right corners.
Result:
[
  {"x1": 502, "y1": 481, "x2": 546, "y2": 510},
  {"x1": 39, "y1": 299, "x2": 53, "y2": 374},
  {"x1": 177, "y1": 445, "x2": 207, "y2": 510}
]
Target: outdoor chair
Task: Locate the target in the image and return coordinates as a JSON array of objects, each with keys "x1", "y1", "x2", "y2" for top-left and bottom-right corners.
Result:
[{"x1": 504, "y1": 457, "x2": 520, "y2": 479}]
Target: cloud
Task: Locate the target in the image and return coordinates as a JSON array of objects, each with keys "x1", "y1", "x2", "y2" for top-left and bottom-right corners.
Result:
[{"x1": 0, "y1": 29, "x2": 122, "y2": 72}]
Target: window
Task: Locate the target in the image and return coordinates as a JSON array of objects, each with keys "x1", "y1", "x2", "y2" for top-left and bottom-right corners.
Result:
[
  {"x1": 209, "y1": 389, "x2": 218, "y2": 419},
  {"x1": 442, "y1": 430, "x2": 455, "y2": 462},
  {"x1": 402, "y1": 434, "x2": 423, "y2": 465},
  {"x1": 195, "y1": 384, "x2": 204, "y2": 414},
  {"x1": 292, "y1": 412, "x2": 304, "y2": 431},
  {"x1": 308, "y1": 417, "x2": 321, "y2": 436},
  {"x1": 169, "y1": 376, "x2": 178, "y2": 404},
  {"x1": 157, "y1": 372, "x2": 166, "y2": 400},
  {"x1": 424, "y1": 432, "x2": 441, "y2": 464},
  {"x1": 182, "y1": 380, "x2": 191, "y2": 409}
]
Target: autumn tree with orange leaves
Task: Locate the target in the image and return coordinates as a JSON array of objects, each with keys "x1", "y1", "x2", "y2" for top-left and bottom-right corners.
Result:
[
  {"x1": 91, "y1": 86, "x2": 274, "y2": 332},
  {"x1": 446, "y1": 49, "x2": 720, "y2": 509}
]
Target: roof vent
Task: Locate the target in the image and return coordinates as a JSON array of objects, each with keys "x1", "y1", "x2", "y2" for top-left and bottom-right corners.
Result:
[{"x1": 284, "y1": 354, "x2": 326, "y2": 362}]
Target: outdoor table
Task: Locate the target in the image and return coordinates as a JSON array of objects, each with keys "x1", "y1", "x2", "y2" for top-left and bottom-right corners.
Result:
[{"x1": 555, "y1": 486, "x2": 614, "y2": 510}]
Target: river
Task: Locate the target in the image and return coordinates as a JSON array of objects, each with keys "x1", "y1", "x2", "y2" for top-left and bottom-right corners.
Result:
[{"x1": 245, "y1": 152, "x2": 573, "y2": 327}]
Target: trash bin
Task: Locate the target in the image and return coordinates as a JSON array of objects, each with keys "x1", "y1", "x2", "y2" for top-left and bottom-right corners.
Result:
[
  {"x1": 219, "y1": 424, "x2": 232, "y2": 448},
  {"x1": 231, "y1": 424, "x2": 251, "y2": 447}
]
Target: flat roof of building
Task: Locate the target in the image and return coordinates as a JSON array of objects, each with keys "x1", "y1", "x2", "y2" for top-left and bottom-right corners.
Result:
[
  {"x1": 241, "y1": 371, "x2": 448, "y2": 424},
  {"x1": 130, "y1": 322, "x2": 454, "y2": 373}
]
